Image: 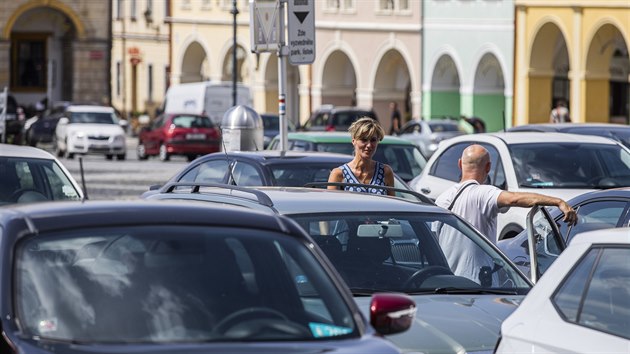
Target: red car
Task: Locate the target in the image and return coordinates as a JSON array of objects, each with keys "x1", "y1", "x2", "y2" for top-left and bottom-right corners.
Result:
[{"x1": 137, "y1": 113, "x2": 221, "y2": 161}]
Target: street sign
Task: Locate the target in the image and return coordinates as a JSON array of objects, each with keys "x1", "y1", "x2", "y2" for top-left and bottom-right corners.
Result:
[
  {"x1": 287, "y1": 0, "x2": 315, "y2": 65},
  {"x1": 250, "y1": 0, "x2": 279, "y2": 53}
]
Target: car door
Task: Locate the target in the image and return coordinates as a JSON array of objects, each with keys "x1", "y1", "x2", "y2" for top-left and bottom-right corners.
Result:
[
  {"x1": 143, "y1": 115, "x2": 166, "y2": 154},
  {"x1": 554, "y1": 198, "x2": 630, "y2": 243},
  {"x1": 526, "y1": 206, "x2": 567, "y2": 283}
]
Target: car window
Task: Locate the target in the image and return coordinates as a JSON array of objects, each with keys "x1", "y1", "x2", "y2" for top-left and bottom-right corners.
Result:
[
  {"x1": 553, "y1": 246, "x2": 630, "y2": 340},
  {"x1": 289, "y1": 212, "x2": 530, "y2": 292},
  {"x1": 233, "y1": 162, "x2": 263, "y2": 186},
  {"x1": 400, "y1": 123, "x2": 421, "y2": 134},
  {"x1": 172, "y1": 115, "x2": 214, "y2": 128},
  {"x1": 69, "y1": 112, "x2": 116, "y2": 124},
  {"x1": 315, "y1": 143, "x2": 353, "y2": 155},
  {"x1": 511, "y1": 143, "x2": 630, "y2": 188},
  {"x1": 16, "y1": 226, "x2": 358, "y2": 342},
  {"x1": 555, "y1": 201, "x2": 629, "y2": 243},
  {"x1": 430, "y1": 142, "x2": 500, "y2": 184},
  {"x1": 271, "y1": 164, "x2": 337, "y2": 187},
  {"x1": 180, "y1": 160, "x2": 229, "y2": 184},
  {"x1": 428, "y1": 123, "x2": 459, "y2": 132}
]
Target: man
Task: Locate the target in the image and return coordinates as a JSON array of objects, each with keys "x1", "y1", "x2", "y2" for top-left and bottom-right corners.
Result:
[
  {"x1": 389, "y1": 101, "x2": 401, "y2": 135},
  {"x1": 550, "y1": 100, "x2": 571, "y2": 123},
  {"x1": 434, "y1": 145, "x2": 577, "y2": 280}
]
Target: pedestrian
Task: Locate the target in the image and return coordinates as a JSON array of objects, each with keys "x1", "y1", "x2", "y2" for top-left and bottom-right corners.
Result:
[
  {"x1": 389, "y1": 101, "x2": 402, "y2": 135},
  {"x1": 433, "y1": 144, "x2": 577, "y2": 279},
  {"x1": 550, "y1": 99, "x2": 571, "y2": 123},
  {"x1": 328, "y1": 117, "x2": 395, "y2": 195}
]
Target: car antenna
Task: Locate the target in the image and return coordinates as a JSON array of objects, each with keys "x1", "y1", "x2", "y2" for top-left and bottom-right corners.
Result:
[
  {"x1": 220, "y1": 128, "x2": 237, "y2": 185},
  {"x1": 78, "y1": 156, "x2": 89, "y2": 200}
]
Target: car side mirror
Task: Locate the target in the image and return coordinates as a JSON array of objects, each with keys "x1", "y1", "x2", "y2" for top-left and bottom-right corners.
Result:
[{"x1": 370, "y1": 293, "x2": 416, "y2": 335}]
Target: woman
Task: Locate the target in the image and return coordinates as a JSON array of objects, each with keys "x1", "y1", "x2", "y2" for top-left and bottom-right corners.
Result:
[{"x1": 328, "y1": 117, "x2": 395, "y2": 195}]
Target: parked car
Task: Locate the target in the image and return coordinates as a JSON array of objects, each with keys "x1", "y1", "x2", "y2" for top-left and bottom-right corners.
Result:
[
  {"x1": 144, "y1": 183, "x2": 534, "y2": 354},
  {"x1": 137, "y1": 113, "x2": 221, "y2": 162},
  {"x1": 0, "y1": 94, "x2": 25, "y2": 144},
  {"x1": 23, "y1": 101, "x2": 72, "y2": 147},
  {"x1": 395, "y1": 119, "x2": 467, "y2": 158},
  {"x1": 0, "y1": 200, "x2": 414, "y2": 353},
  {"x1": 0, "y1": 144, "x2": 84, "y2": 205},
  {"x1": 410, "y1": 132, "x2": 630, "y2": 241},
  {"x1": 495, "y1": 226, "x2": 630, "y2": 353},
  {"x1": 267, "y1": 132, "x2": 427, "y2": 182},
  {"x1": 507, "y1": 122, "x2": 630, "y2": 149},
  {"x1": 54, "y1": 105, "x2": 127, "y2": 160},
  {"x1": 301, "y1": 105, "x2": 378, "y2": 132},
  {"x1": 141, "y1": 150, "x2": 419, "y2": 200},
  {"x1": 499, "y1": 187, "x2": 630, "y2": 278},
  {"x1": 261, "y1": 113, "x2": 296, "y2": 149}
]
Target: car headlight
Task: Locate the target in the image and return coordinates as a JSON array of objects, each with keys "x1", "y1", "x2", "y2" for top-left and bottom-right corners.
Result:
[
  {"x1": 71, "y1": 131, "x2": 86, "y2": 139},
  {"x1": 113, "y1": 135, "x2": 126, "y2": 144}
]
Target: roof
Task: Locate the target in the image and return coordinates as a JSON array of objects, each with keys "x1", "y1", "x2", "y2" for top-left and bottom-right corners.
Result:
[
  {"x1": 0, "y1": 200, "x2": 296, "y2": 236},
  {"x1": 509, "y1": 123, "x2": 630, "y2": 132},
  {"x1": 197, "y1": 150, "x2": 353, "y2": 164},
  {"x1": 284, "y1": 132, "x2": 415, "y2": 145},
  {"x1": 452, "y1": 131, "x2": 621, "y2": 145},
  {"x1": 0, "y1": 144, "x2": 57, "y2": 159},
  {"x1": 571, "y1": 227, "x2": 630, "y2": 246},
  {"x1": 66, "y1": 105, "x2": 115, "y2": 113}
]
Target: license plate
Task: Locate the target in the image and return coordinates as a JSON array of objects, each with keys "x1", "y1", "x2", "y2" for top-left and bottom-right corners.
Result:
[{"x1": 186, "y1": 133, "x2": 205, "y2": 140}]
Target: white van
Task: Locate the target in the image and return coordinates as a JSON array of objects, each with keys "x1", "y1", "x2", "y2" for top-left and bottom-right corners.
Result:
[{"x1": 163, "y1": 81, "x2": 252, "y2": 125}]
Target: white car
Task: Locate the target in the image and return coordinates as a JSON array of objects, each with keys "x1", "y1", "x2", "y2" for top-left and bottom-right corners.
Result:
[
  {"x1": 0, "y1": 144, "x2": 84, "y2": 204},
  {"x1": 54, "y1": 105, "x2": 127, "y2": 160},
  {"x1": 410, "y1": 132, "x2": 630, "y2": 241},
  {"x1": 495, "y1": 225, "x2": 630, "y2": 353}
]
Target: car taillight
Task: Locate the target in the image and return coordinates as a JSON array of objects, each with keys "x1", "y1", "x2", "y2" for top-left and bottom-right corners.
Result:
[{"x1": 326, "y1": 125, "x2": 335, "y2": 132}]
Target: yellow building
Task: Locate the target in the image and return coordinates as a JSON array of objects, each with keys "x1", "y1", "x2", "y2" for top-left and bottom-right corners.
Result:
[{"x1": 514, "y1": 0, "x2": 630, "y2": 125}]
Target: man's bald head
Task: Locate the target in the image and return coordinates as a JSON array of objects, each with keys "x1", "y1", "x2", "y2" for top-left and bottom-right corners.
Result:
[{"x1": 459, "y1": 144, "x2": 491, "y2": 182}]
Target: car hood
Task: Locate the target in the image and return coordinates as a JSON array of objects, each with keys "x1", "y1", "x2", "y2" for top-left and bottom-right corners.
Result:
[
  {"x1": 67, "y1": 123, "x2": 124, "y2": 135},
  {"x1": 355, "y1": 294, "x2": 524, "y2": 354}
]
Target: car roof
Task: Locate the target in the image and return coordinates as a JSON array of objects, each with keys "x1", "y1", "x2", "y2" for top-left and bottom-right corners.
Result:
[
  {"x1": 508, "y1": 123, "x2": 630, "y2": 132},
  {"x1": 283, "y1": 132, "x2": 414, "y2": 145},
  {"x1": 66, "y1": 105, "x2": 115, "y2": 113},
  {"x1": 0, "y1": 200, "x2": 297, "y2": 237},
  {"x1": 197, "y1": 150, "x2": 354, "y2": 164},
  {"x1": 570, "y1": 226, "x2": 630, "y2": 246},
  {"x1": 0, "y1": 144, "x2": 57, "y2": 159},
  {"x1": 453, "y1": 131, "x2": 620, "y2": 145}
]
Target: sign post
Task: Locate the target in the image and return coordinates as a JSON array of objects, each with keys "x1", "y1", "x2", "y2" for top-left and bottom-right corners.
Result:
[{"x1": 0, "y1": 87, "x2": 7, "y2": 144}]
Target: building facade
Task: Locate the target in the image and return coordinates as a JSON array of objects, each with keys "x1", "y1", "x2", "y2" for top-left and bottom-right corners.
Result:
[
  {"x1": 422, "y1": 0, "x2": 514, "y2": 132},
  {"x1": 0, "y1": 0, "x2": 111, "y2": 111},
  {"x1": 514, "y1": 0, "x2": 630, "y2": 124}
]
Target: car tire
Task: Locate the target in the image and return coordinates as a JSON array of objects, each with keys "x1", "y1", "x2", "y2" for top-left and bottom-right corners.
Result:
[
  {"x1": 159, "y1": 144, "x2": 170, "y2": 161},
  {"x1": 116, "y1": 154, "x2": 126, "y2": 161},
  {"x1": 136, "y1": 142, "x2": 148, "y2": 160},
  {"x1": 106, "y1": 154, "x2": 114, "y2": 160}
]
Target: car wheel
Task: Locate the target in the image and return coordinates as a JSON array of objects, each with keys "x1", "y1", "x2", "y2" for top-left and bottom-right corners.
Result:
[
  {"x1": 159, "y1": 144, "x2": 170, "y2": 161},
  {"x1": 66, "y1": 152, "x2": 75, "y2": 159},
  {"x1": 186, "y1": 154, "x2": 197, "y2": 162},
  {"x1": 116, "y1": 154, "x2": 126, "y2": 161},
  {"x1": 136, "y1": 142, "x2": 148, "y2": 160},
  {"x1": 106, "y1": 154, "x2": 114, "y2": 160}
]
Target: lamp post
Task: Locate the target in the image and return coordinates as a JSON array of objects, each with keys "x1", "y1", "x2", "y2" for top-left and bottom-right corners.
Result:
[{"x1": 231, "y1": 0, "x2": 239, "y2": 107}]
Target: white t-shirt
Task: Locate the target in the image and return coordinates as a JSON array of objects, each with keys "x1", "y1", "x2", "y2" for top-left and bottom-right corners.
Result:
[{"x1": 434, "y1": 180, "x2": 505, "y2": 281}]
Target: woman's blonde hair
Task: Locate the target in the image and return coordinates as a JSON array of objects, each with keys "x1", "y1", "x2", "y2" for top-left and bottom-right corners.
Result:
[{"x1": 348, "y1": 117, "x2": 384, "y2": 141}]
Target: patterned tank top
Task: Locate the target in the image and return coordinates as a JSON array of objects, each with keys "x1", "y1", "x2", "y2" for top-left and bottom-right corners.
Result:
[{"x1": 339, "y1": 162, "x2": 387, "y2": 195}]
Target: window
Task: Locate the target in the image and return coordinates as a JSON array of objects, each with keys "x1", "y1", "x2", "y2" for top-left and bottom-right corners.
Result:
[
  {"x1": 165, "y1": 0, "x2": 171, "y2": 17},
  {"x1": 115, "y1": 0, "x2": 123, "y2": 19},
  {"x1": 325, "y1": 0, "x2": 354, "y2": 11},
  {"x1": 116, "y1": 62, "x2": 121, "y2": 97},
  {"x1": 378, "y1": 0, "x2": 408, "y2": 12},
  {"x1": 11, "y1": 33, "x2": 47, "y2": 91},
  {"x1": 181, "y1": 160, "x2": 229, "y2": 184},
  {"x1": 555, "y1": 201, "x2": 629, "y2": 243},
  {"x1": 553, "y1": 247, "x2": 630, "y2": 340},
  {"x1": 130, "y1": 0, "x2": 137, "y2": 19},
  {"x1": 147, "y1": 64, "x2": 153, "y2": 103}
]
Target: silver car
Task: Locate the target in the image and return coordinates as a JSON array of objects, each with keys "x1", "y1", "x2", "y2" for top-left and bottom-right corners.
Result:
[
  {"x1": 145, "y1": 183, "x2": 533, "y2": 354},
  {"x1": 396, "y1": 119, "x2": 466, "y2": 158}
]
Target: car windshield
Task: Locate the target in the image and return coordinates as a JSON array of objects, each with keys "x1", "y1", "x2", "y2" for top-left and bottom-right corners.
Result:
[
  {"x1": 313, "y1": 143, "x2": 426, "y2": 181},
  {"x1": 428, "y1": 122, "x2": 460, "y2": 132},
  {"x1": 0, "y1": 156, "x2": 81, "y2": 205},
  {"x1": 69, "y1": 111, "x2": 117, "y2": 124},
  {"x1": 16, "y1": 225, "x2": 357, "y2": 343},
  {"x1": 563, "y1": 127, "x2": 630, "y2": 150},
  {"x1": 288, "y1": 212, "x2": 531, "y2": 294},
  {"x1": 511, "y1": 143, "x2": 630, "y2": 188}
]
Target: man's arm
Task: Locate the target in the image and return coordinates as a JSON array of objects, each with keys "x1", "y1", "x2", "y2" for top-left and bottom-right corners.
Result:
[{"x1": 497, "y1": 191, "x2": 577, "y2": 225}]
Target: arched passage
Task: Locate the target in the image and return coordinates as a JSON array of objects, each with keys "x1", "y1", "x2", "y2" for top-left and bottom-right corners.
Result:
[
  {"x1": 321, "y1": 51, "x2": 357, "y2": 106},
  {"x1": 429, "y1": 54, "x2": 461, "y2": 119},
  {"x1": 373, "y1": 49, "x2": 411, "y2": 129},
  {"x1": 585, "y1": 24, "x2": 629, "y2": 123},
  {"x1": 529, "y1": 22, "x2": 569, "y2": 123},
  {"x1": 473, "y1": 53, "x2": 506, "y2": 131},
  {"x1": 221, "y1": 45, "x2": 248, "y2": 83},
  {"x1": 180, "y1": 41, "x2": 209, "y2": 83}
]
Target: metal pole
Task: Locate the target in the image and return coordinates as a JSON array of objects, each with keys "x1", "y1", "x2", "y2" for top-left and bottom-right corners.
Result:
[
  {"x1": 278, "y1": 0, "x2": 288, "y2": 152},
  {"x1": 0, "y1": 87, "x2": 7, "y2": 144},
  {"x1": 231, "y1": 0, "x2": 239, "y2": 107}
]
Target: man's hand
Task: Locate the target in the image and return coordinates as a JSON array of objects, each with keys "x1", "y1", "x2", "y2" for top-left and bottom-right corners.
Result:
[{"x1": 559, "y1": 201, "x2": 577, "y2": 226}]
